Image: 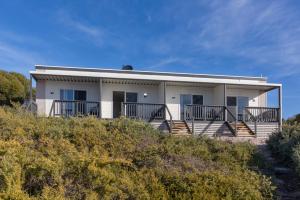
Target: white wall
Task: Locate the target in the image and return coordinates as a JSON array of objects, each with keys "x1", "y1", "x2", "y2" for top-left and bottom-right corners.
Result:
[
  {"x1": 165, "y1": 85, "x2": 267, "y2": 120},
  {"x1": 37, "y1": 80, "x2": 100, "y2": 116},
  {"x1": 36, "y1": 80, "x2": 46, "y2": 116},
  {"x1": 36, "y1": 80, "x2": 268, "y2": 118},
  {"x1": 213, "y1": 85, "x2": 224, "y2": 105},
  {"x1": 101, "y1": 82, "x2": 159, "y2": 118},
  {"x1": 165, "y1": 85, "x2": 214, "y2": 120},
  {"x1": 158, "y1": 82, "x2": 165, "y2": 104},
  {"x1": 226, "y1": 88, "x2": 266, "y2": 107},
  {"x1": 258, "y1": 91, "x2": 267, "y2": 107}
]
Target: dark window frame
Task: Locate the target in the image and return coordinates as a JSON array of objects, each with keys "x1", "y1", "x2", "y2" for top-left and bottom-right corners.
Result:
[
  {"x1": 227, "y1": 96, "x2": 237, "y2": 106},
  {"x1": 126, "y1": 92, "x2": 138, "y2": 103},
  {"x1": 192, "y1": 95, "x2": 203, "y2": 105}
]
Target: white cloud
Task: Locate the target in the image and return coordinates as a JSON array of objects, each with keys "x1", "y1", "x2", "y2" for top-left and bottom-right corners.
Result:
[
  {"x1": 57, "y1": 10, "x2": 105, "y2": 46},
  {"x1": 196, "y1": 0, "x2": 300, "y2": 75},
  {"x1": 145, "y1": 57, "x2": 198, "y2": 71},
  {"x1": 0, "y1": 41, "x2": 45, "y2": 74},
  {"x1": 148, "y1": 0, "x2": 300, "y2": 77}
]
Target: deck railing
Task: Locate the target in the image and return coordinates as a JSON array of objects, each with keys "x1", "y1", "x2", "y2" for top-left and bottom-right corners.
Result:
[
  {"x1": 184, "y1": 105, "x2": 225, "y2": 121},
  {"x1": 242, "y1": 106, "x2": 280, "y2": 135},
  {"x1": 122, "y1": 102, "x2": 174, "y2": 133},
  {"x1": 51, "y1": 100, "x2": 100, "y2": 117},
  {"x1": 122, "y1": 103, "x2": 166, "y2": 120},
  {"x1": 244, "y1": 107, "x2": 279, "y2": 122},
  {"x1": 183, "y1": 105, "x2": 279, "y2": 123}
]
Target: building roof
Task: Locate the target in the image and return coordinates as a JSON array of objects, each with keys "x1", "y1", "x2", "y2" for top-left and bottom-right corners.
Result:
[{"x1": 30, "y1": 65, "x2": 281, "y2": 90}]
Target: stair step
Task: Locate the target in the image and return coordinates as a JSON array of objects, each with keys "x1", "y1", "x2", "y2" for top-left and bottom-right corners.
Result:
[
  {"x1": 228, "y1": 121, "x2": 255, "y2": 137},
  {"x1": 168, "y1": 120, "x2": 191, "y2": 135}
]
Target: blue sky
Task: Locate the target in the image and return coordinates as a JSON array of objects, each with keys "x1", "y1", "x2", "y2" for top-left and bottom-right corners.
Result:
[{"x1": 0, "y1": 0, "x2": 299, "y2": 118}]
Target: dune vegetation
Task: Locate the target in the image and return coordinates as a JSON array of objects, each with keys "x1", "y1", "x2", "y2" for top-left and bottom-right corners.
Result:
[
  {"x1": 0, "y1": 106, "x2": 274, "y2": 200},
  {"x1": 268, "y1": 121, "x2": 300, "y2": 177}
]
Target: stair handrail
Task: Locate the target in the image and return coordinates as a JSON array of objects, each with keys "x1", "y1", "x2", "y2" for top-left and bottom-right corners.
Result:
[
  {"x1": 50, "y1": 100, "x2": 55, "y2": 116},
  {"x1": 165, "y1": 105, "x2": 173, "y2": 134},
  {"x1": 225, "y1": 106, "x2": 237, "y2": 136},
  {"x1": 244, "y1": 108, "x2": 257, "y2": 136},
  {"x1": 183, "y1": 105, "x2": 194, "y2": 134}
]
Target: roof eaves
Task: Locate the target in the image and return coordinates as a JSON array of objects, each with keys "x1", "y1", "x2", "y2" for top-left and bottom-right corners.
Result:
[{"x1": 34, "y1": 64, "x2": 267, "y2": 81}]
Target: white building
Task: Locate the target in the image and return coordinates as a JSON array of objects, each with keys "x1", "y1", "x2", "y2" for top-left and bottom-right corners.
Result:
[{"x1": 30, "y1": 65, "x2": 282, "y2": 138}]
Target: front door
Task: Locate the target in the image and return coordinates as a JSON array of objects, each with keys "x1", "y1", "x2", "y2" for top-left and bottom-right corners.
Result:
[
  {"x1": 180, "y1": 94, "x2": 192, "y2": 120},
  {"x1": 113, "y1": 91, "x2": 125, "y2": 118}
]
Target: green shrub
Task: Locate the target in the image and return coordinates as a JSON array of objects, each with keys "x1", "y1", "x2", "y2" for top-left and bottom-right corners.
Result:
[
  {"x1": 293, "y1": 144, "x2": 300, "y2": 175},
  {"x1": 0, "y1": 107, "x2": 274, "y2": 199},
  {"x1": 0, "y1": 71, "x2": 34, "y2": 105},
  {"x1": 267, "y1": 122, "x2": 300, "y2": 176}
]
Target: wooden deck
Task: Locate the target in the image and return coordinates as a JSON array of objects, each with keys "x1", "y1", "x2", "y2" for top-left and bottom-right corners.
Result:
[{"x1": 49, "y1": 101, "x2": 280, "y2": 138}]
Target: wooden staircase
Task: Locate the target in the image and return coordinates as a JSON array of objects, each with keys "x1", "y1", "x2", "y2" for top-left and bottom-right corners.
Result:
[
  {"x1": 229, "y1": 121, "x2": 255, "y2": 137},
  {"x1": 169, "y1": 120, "x2": 191, "y2": 136}
]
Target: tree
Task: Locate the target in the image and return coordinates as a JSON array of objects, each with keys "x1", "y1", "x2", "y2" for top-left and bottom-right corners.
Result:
[{"x1": 0, "y1": 70, "x2": 33, "y2": 105}]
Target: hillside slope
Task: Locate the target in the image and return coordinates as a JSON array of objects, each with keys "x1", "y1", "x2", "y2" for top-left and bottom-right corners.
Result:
[{"x1": 0, "y1": 107, "x2": 274, "y2": 199}]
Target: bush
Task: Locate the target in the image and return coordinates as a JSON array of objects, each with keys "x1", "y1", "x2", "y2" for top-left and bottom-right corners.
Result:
[
  {"x1": 0, "y1": 71, "x2": 34, "y2": 105},
  {"x1": 0, "y1": 107, "x2": 274, "y2": 199},
  {"x1": 267, "y1": 122, "x2": 300, "y2": 176}
]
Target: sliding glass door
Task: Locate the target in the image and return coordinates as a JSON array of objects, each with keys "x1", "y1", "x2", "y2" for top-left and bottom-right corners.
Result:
[
  {"x1": 227, "y1": 96, "x2": 249, "y2": 121},
  {"x1": 74, "y1": 90, "x2": 87, "y2": 115},
  {"x1": 237, "y1": 96, "x2": 249, "y2": 120},
  {"x1": 60, "y1": 89, "x2": 87, "y2": 116},
  {"x1": 180, "y1": 95, "x2": 192, "y2": 120},
  {"x1": 60, "y1": 89, "x2": 74, "y2": 115},
  {"x1": 180, "y1": 94, "x2": 203, "y2": 120},
  {"x1": 113, "y1": 91, "x2": 138, "y2": 118}
]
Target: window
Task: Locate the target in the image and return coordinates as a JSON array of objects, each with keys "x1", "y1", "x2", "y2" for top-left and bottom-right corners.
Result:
[
  {"x1": 237, "y1": 96, "x2": 249, "y2": 114},
  {"x1": 227, "y1": 96, "x2": 237, "y2": 106},
  {"x1": 192, "y1": 95, "x2": 203, "y2": 105},
  {"x1": 74, "y1": 90, "x2": 87, "y2": 101},
  {"x1": 126, "y1": 92, "x2": 138, "y2": 103},
  {"x1": 126, "y1": 92, "x2": 138, "y2": 117},
  {"x1": 60, "y1": 90, "x2": 87, "y2": 101},
  {"x1": 60, "y1": 89, "x2": 88, "y2": 115},
  {"x1": 60, "y1": 89, "x2": 74, "y2": 115},
  {"x1": 60, "y1": 89, "x2": 73, "y2": 101}
]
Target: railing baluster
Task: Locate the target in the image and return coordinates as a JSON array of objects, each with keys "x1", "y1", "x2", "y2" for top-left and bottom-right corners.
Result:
[
  {"x1": 121, "y1": 103, "x2": 168, "y2": 121},
  {"x1": 52, "y1": 100, "x2": 101, "y2": 118},
  {"x1": 244, "y1": 107, "x2": 279, "y2": 123},
  {"x1": 184, "y1": 105, "x2": 231, "y2": 122}
]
